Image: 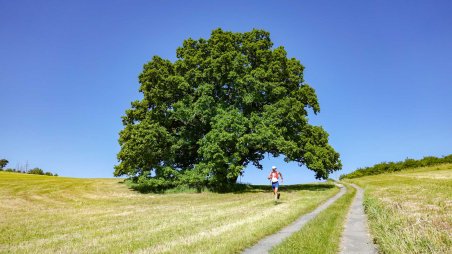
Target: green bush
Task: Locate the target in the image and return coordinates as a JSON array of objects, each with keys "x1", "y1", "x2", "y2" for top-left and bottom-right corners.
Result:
[
  {"x1": 28, "y1": 168, "x2": 44, "y2": 175},
  {"x1": 178, "y1": 167, "x2": 208, "y2": 193},
  {"x1": 126, "y1": 174, "x2": 177, "y2": 193},
  {"x1": 340, "y1": 154, "x2": 452, "y2": 179}
]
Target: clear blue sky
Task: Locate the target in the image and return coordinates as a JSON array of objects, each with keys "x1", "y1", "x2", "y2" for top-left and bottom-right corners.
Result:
[{"x1": 1, "y1": 0, "x2": 451, "y2": 184}]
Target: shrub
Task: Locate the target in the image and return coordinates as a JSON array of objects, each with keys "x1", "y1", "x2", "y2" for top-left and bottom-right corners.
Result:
[
  {"x1": 28, "y1": 168, "x2": 44, "y2": 175},
  {"x1": 127, "y1": 174, "x2": 177, "y2": 193},
  {"x1": 340, "y1": 154, "x2": 452, "y2": 179}
]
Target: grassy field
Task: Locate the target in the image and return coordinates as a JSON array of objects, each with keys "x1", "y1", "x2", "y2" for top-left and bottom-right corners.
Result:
[
  {"x1": 346, "y1": 163, "x2": 452, "y2": 254},
  {"x1": 271, "y1": 184, "x2": 356, "y2": 254},
  {"x1": 0, "y1": 172, "x2": 338, "y2": 253}
]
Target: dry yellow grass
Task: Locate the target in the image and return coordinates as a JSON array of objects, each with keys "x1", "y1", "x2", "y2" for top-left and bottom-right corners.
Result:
[
  {"x1": 347, "y1": 163, "x2": 452, "y2": 254},
  {"x1": 0, "y1": 172, "x2": 338, "y2": 253}
]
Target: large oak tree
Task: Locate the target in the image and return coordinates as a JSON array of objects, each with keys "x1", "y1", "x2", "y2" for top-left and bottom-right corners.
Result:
[{"x1": 115, "y1": 29, "x2": 341, "y2": 191}]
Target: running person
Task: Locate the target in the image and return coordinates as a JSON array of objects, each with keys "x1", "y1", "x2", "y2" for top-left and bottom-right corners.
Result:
[{"x1": 268, "y1": 166, "x2": 283, "y2": 201}]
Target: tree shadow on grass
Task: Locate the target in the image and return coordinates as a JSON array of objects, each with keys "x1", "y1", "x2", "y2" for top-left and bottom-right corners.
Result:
[
  {"x1": 118, "y1": 179, "x2": 335, "y2": 194},
  {"x1": 231, "y1": 183, "x2": 335, "y2": 194}
]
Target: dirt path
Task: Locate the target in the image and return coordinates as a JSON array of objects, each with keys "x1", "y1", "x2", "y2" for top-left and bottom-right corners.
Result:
[
  {"x1": 242, "y1": 184, "x2": 346, "y2": 254},
  {"x1": 340, "y1": 183, "x2": 378, "y2": 254}
]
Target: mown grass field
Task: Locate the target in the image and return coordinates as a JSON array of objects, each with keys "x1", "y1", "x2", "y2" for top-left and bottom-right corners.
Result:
[
  {"x1": 346, "y1": 163, "x2": 452, "y2": 254},
  {"x1": 0, "y1": 172, "x2": 338, "y2": 253}
]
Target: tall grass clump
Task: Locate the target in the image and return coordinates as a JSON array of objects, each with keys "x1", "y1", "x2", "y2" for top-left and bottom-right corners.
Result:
[{"x1": 364, "y1": 195, "x2": 451, "y2": 254}]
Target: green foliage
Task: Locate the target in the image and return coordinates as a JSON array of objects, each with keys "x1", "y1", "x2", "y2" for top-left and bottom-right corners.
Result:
[
  {"x1": 28, "y1": 168, "x2": 44, "y2": 175},
  {"x1": 340, "y1": 154, "x2": 452, "y2": 179},
  {"x1": 116, "y1": 28, "x2": 341, "y2": 192},
  {"x1": 0, "y1": 159, "x2": 58, "y2": 176},
  {"x1": 0, "y1": 159, "x2": 8, "y2": 169},
  {"x1": 24, "y1": 167, "x2": 57, "y2": 176},
  {"x1": 127, "y1": 176, "x2": 174, "y2": 193}
]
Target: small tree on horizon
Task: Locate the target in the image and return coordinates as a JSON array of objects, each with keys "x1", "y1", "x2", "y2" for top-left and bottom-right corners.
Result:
[
  {"x1": 0, "y1": 159, "x2": 8, "y2": 170},
  {"x1": 115, "y1": 28, "x2": 341, "y2": 191}
]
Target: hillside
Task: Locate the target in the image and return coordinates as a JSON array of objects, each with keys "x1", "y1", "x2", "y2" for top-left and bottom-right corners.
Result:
[
  {"x1": 345, "y1": 163, "x2": 452, "y2": 253},
  {"x1": 0, "y1": 172, "x2": 338, "y2": 253},
  {"x1": 340, "y1": 154, "x2": 452, "y2": 179}
]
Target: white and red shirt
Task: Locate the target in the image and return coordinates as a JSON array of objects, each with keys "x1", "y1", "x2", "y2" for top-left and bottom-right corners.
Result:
[{"x1": 269, "y1": 171, "x2": 279, "y2": 183}]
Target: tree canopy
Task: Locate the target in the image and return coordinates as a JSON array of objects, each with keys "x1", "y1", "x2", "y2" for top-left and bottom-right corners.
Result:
[
  {"x1": 0, "y1": 159, "x2": 8, "y2": 169},
  {"x1": 115, "y1": 29, "x2": 341, "y2": 191}
]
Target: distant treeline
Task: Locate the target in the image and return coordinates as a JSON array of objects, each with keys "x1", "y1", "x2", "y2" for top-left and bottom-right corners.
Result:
[
  {"x1": 0, "y1": 159, "x2": 58, "y2": 176},
  {"x1": 339, "y1": 154, "x2": 452, "y2": 180}
]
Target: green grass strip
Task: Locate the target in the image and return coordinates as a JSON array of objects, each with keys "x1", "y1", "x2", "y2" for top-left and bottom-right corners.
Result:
[{"x1": 270, "y1": 184, "x2": 356, "y2": 254}]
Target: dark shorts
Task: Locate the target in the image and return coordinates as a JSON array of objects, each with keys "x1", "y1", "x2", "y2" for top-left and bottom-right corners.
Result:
[{"x1": 272, "y1": 181, "x2": 279, "y2": 189}]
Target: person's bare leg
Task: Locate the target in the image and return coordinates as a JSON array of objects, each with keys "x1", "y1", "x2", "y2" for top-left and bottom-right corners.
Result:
[{"x1": 274, "y1": 187, "x2": 278, "y2": 200}]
